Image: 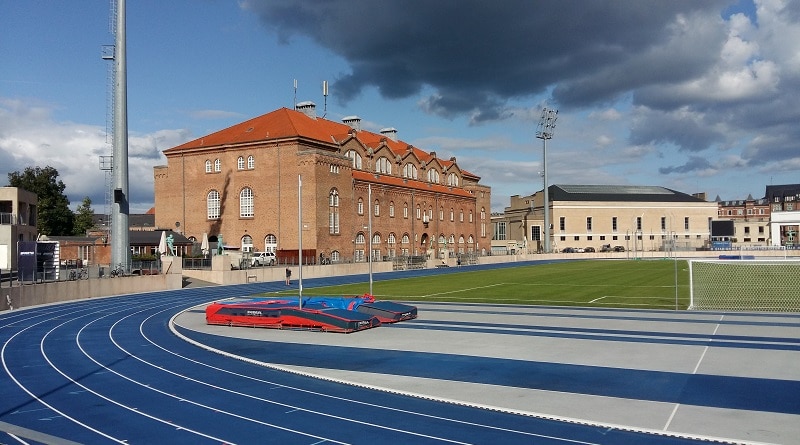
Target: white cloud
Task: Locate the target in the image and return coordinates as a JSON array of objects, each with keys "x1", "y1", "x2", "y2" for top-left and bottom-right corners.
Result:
[{"x1": 0, "y1": 97, "x2": 192, "y2": 213}]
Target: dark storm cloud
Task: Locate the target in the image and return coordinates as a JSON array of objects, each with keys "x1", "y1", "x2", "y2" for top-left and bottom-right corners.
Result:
[
  {"x1": 243, "y1": 0, "x2": 728, "y2": 117},
  {"x1": 658, "y1": 156, "x2": 713, "y2": 174}
]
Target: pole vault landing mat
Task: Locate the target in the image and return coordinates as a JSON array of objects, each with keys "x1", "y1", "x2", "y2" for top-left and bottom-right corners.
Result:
[{"x1": 205, "y1": 295, "x2": 416, "y2": 334}]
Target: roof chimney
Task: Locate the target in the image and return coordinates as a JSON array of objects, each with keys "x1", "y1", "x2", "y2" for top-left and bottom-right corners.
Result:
[
  {"x1": 380, "y1": 127, "x2": 398, "y2": 142},
  {"x1": 342, "y1": 115, "x2": 361, "y2": 131},
  {"x1": 296, "y1": 101, "x2": 316, "y2": 119}
]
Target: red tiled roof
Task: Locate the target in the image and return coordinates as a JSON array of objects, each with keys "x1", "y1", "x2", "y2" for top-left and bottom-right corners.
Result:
[
  {"x1": 352, "y1": 170, "x2": 474, "y2": 198},
  {"x1": 163, "y1": 107, "x2": 478, "y2": 179}
]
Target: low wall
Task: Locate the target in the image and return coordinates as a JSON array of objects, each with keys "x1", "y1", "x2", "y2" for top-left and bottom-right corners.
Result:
[
  {"x1": 182, "y1": 254, "x2": 394, "y2": 285},
  {"x1": 3, "y1": 257, "x2": 183, "y2": 312}
]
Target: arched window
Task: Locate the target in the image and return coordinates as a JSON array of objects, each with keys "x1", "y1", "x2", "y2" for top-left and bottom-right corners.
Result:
[
  {"x1": 265, "y1": 234, "x2": 277, "y2": 253},
  {"x1": 240, "y1": 187, "x2": 254, "y2": 217},
  {"x1": 416, "y1": 205, "x2": 421, "y2": 219},
  {"x1": 241, "y1": 234, "x2": 253, "y2": 252},
  {"x1": 345, "y1": 150, "x2": 362, "y2": 169},
  {"x1": 403, "y1": 163, "x2": 418, "y2": 179},
  {"x1": 427, "y1": 169, "x2": 440, "y2": 183},
  {"x1": 375, "y1": 156, "x2": 392, "y2": 174},
  {"x1": 331, "y1": 250, "x2": 340, "y2": 262},
  {"x1": 403, "y1": 202, "x2": 408, "y2": 218},
  {"x1": 389, "y1": 201, "x2": 395, "y2": 217},
  {"x1": 372, "y1": 233, "x2": 382, "y2": 245},
  {"x1": 401, "y1": 234, "x2": 410, "y2": 244},
  {"x1": 439, "y1": 206, "x2": 444, "y2": 221},
  {"x1": 247, "y1": 155, "x2": 255, "y2": 169},
  {"x1": 355, "y1": 233, "x2": 366, "y2": 244},
  {"x1": 329, "y1": 189, "x2": 339, "y2": 234},
  {"x1": 237, "y1": 156, "x2": 245, "y2": 170},
  {"x1": 205, "y1": 160, "x2": 212, "y2": 173},
  {"x1": 374, "y1": 199, "x2": 380, "y2": 216},
  {"x1": 214, "y1": 159, "x2": 221, "y2": 172},
  {"x1": 207, "y1": 190, "x2": 220, "y2": 219},
  {"x1": 447, "y1": 172, "x2": 459, "y2": 187},
  {"x1": 357, "y1": 197, "x2": 364, "y2": 215}
]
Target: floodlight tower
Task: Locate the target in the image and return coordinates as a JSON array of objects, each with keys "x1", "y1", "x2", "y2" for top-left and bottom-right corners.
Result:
[
  {"x1": 536, "y1": 107, "x2": 558, "y2": 253},
  {"x1": 111, "y1": 0, "x2": 130, "y2": 272}
]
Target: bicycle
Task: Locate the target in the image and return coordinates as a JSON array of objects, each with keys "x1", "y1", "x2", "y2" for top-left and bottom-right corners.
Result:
[
  {"x1": 68, "y1": 267, "x2": 89, "y2": 280},
  {"x1": 110, "y1": 264, "x2": 125, "y2": 278}
]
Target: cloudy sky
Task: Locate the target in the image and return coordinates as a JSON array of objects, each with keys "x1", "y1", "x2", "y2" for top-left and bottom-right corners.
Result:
[{"x1": 2, "y1": 0, "x2": 798, "y2": 214}]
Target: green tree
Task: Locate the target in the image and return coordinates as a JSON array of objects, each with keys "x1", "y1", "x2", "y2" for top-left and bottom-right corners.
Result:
[
  {"x1": 8, "y1": 166, "x2": 75, "y2": 236},
  {"x1": 73, "y1": 196, "x2": 95, "y2": 236}
]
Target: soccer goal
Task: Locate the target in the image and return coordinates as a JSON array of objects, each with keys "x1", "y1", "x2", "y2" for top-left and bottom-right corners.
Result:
[{"x1": 688, "y1": 259, "x2": 800, "y2": 311}]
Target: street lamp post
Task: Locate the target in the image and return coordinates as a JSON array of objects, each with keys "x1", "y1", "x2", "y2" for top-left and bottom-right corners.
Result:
[{"x1": 536, "y1": 107, "x2": 558, "y2": 253}]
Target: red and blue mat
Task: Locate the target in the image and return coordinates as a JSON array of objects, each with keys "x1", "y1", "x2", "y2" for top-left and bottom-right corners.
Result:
[{"x1": 206, "y1": 294, "x2": 417, "y2": 333}]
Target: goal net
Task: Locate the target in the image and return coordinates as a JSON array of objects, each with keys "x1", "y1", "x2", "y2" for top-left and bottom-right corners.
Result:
[{"x1": 688, "y1": 259, "x2": 800, "y2": 311}]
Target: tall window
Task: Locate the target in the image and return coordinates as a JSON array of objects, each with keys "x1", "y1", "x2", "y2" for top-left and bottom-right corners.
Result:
[
  {"x1": 371, "y1": 234, "x2": 381, "y2": 261},
  {"x1": 684, "y1": 217, "x2": 690, "y2": 230},
  {"x1": 357, "y1": 198, "x2": 364, "y2": 215},
  {"x1": 376, "y1": 156, "x2": 392, "y2": 174},
  {"x1": 459, "y1": 209, "x2": 464, "y2": 222},
  {"x1": 389, "y1": 201, "x2": 395, "y2": 217},
  {"x1": 494, "y1": 222, "x2": 507, "y2": 240},
  {"x1": 636, "y1": 216, "x2": 643, "y2": 231},
  {"x1": 559, "y1": 216, "x2": 565, "y2": 231},
  {"x1": 237, "y1": 156, "x2": 245, "y2": 170},
  {"x1": 207, "y1": 190, "x2": 220, "y2": 219},
  {"x1": 346, "y1": 150, "x2": 362, "y2": 169},
  {"x1": 355, "y1": 233, "x2": 365, "y2": 262},
  {"x1": 403, "y1": 202, "x2": 408, "y2": 218},
  {"x1": 403, "y1": 163, "x2": 417, "y2": 179},
  {"x1": 241, "y1": 234, "x2": 253, "y2": 252},
  {"x1": 205, "y1": 160, "x2": 212, "y2": 173},
  {"x1": 374, "y1": 199, "x2": 380, "y2": 216},
  {"x1": 612, "y1": 216, "x2": 618, "y2": 232},
  {"x1": 439, "y1": 206, "x2": 444, "y2": 221},
  {"x1": 447, "y1": 172, "x2": 459, "y2": 186},
  {"x1": 329, "y1": 189, "x2": 340, "y2": 234},
  {"x1": 247, "y1": 155, "x2": 255, "y2": 169},
  {"x1": 450, "y1": 208, "x2": 454, "y2": 221},
  {"x1": 240, "y1": 187, "x2": 254, "y2": 217},
  {"x1": 265, "y1": 234, "x2": 277, "y2": 253},
  {"x1": 586, "y1": 217, "x2": 592, "y2": 231},
  {"x1": 661, "y1": 217, "x2": 667, "y2": 231},
  {"x1": 214, "y1": 159, "x2": 221, "y2": 172}
]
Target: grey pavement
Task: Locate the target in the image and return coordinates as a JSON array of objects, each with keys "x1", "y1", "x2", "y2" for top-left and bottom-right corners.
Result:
[{"x1": 173, "y1": 302, "x2": 800, "y2": 445}]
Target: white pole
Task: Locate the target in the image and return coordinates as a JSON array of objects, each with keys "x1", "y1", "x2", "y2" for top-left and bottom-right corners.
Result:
[
  {"x1": 368, "y1": 183, "x2": 373, "y2": 295},
  {"x1": 298, "y1": 175, "x2": 303, "y2": 306}
]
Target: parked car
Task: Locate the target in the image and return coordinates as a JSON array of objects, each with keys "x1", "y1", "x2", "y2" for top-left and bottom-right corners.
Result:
[
  {"x1": 575, "y1": 247, "x2": 585, "y2": 253},
  {"x1": 600, "y1": 244, "x2": 612, "y2": 252},
  {"x1": 613, "y1": 245, "x2": 626, "y2": 252},
  {"x1": 584, "y1": 246, "x2": 595, "y2": 253},
  {"x1": 251, "y1": 251, "x2": 276, "y2": 266},
  {"x1": 561, "y1": 247, "x2": 576, "y2": 253}
]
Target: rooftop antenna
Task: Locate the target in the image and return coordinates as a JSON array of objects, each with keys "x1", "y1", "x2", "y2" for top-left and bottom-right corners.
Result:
[
  {"x1": 322, "y1": 80, "x2": 329, "y2": 118},
  {"x1": 536, "y1": 106, "x2": 558, "y2": 254},
  {"x1": 293, "y1": 79, "x2": 297, "y2": 109}
]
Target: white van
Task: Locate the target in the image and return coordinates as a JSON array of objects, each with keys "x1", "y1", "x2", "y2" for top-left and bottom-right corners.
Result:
[{"x1": 251, "y1": 252, "x2": 276, "y2": 266}]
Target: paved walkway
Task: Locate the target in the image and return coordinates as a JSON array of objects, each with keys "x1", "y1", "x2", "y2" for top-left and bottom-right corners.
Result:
[{"x1": 174, "y1": 302, "x2": 800, "y2": 445}]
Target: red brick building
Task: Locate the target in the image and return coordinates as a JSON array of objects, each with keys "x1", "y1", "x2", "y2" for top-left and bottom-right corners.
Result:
[{"x1": 154, "y1": 103, "x2": 491, "y2": 263}]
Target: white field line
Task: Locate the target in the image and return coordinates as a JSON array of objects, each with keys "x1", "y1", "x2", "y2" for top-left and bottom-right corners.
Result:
[{"x1": 422, "y1": 283, "x2": 506, "y2": 298}]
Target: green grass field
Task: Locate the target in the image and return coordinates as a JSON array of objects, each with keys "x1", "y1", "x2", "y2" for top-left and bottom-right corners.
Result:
[{"x1": 270, "y1": 259, "x2": 691, "y2": 310}]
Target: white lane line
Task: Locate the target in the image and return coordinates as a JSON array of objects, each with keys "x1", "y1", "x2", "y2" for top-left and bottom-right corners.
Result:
[{"x1": 662, "y1": 314, "x2": 724, "y2": 432}]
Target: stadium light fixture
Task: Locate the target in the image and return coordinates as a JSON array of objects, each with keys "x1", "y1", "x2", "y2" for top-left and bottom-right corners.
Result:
[{"x1": 536, "y1": 107, "x2": 558, "y2": 253}]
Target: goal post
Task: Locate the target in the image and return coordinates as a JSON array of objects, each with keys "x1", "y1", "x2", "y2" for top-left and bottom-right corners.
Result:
[{"x1": 688, "y1": 259, "x2": 800, "y2": 311}]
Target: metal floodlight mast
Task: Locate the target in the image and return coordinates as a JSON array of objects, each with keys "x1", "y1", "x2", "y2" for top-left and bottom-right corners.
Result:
[
  {"x1": 111, "y1": 0, "x2": 130, "y2": 272},
  {"x1": 536, "y1": 107, "x2": 558, "y2": 254}
]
